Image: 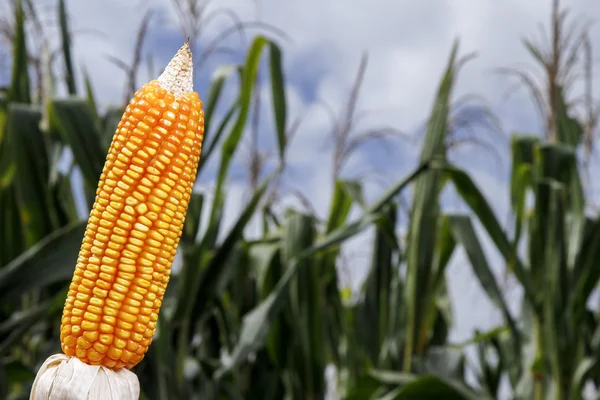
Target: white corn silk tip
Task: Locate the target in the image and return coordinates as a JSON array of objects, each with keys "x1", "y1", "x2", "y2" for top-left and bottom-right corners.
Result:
[
  {"x1": 157, "y1": 38, "x2": 193, "y2": 97},
  {"x1": 30, "y1": 354, "x2": 140, "y2": 400}
]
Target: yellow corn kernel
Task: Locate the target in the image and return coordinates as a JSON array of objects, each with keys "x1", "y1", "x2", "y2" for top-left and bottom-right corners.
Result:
[{"x1": 59, "y1": 42, "x2": 204, "y2": 370}]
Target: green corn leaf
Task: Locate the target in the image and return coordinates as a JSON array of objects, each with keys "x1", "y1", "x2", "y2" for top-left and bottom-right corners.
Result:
[
  {"x1": 0, "y1": 220, "x2": 84, "y2": 303},
  {"x1": 51, "y1": 172, "x2": 79, "y2": 226},
  {"x1": 326, "y1": 180, "x2": 361, "y2": 233},
  {"x1": 8, "y1": 0, "x2": 30, "y2": 104},
  {"x1": 442, "y1": 163, "x2": 535, "y2": 306},
  {"x1": 82, "y1": 67, "x2": 100, "y2": 123},
  {"x1": 0, "y1": 186, "x2": 25, "y2": 267},
  {"x1": 426, "y1": 215, "x2": 456, "y2": 348},
  {"x1": 535, "y1": 143, "x2": 584, "y2": 271},
  {"x1": 7, "y1": 103, "x2": 57, "y2": 245},
  {"x1": 0, "y1": 111, "x2": 15, "y2": 189},
  {"x1": 269, "y1": 43, "x2": 287, "y2": 162},
  {"x1": 196, "y1": 101, "x2": 237, "y2": 180},
  {"x1": 360, "y1": 203, "x2": 398, "y2": 364},
  {"x1": 509, "y1": 135, "x2": 538, "y2": 246},
  {"x1": 254, "y1": 243, "x2": 289, "y2": 369},
  {"x1": 48, "y1": 98, "x2": 105, "y2": 193},
  {"x1": 0, "y1": 288, "x2": 67, "y2": 358},
  {"x1": 100, "y1": 105, "x2": 125, "y2": 152},
  {"x1": 181, "y1": 193, "x2": 204, "y2": 246},
  {"x1": 369, "y1": 371, "x2": 489, "y2": 400},
  {"x1": 204, "y1": 37, "x2": 289, "y2": 248},
  {"x1": 570, "y1": 217, "x2": 600, "y2": 327},
  {"x1": 205, "y1": 38, "x2": 269, "y2": 247},
  {"x1": 569, "y1": 357, "x2": 598, "y2": 399},
  {"x1": 58, "y1": 0, "x2": 77, "y2": 95},
  {"x1": 1, "y1": 360, "x2": 35, "y2": 387},
  {"x1": 321, "y1": 180, "x2": 364, "y2": 365},
  {"x1": 431, "y1": 215, "x2": 456, "y2": 291},
  {"x1": 448, "y1": 214, "x2": 521, "y2": 368},
  {"x1": 403, "y1": 40, "x2": 460, "y2": 371},
  {"x1": 553, "y1": 83, "x2": 583, "y2": 148},
  {"x1": 281, "y1": 211, "x2": 325, "y2": 397},
  {"x1": 203, "y1": 64, "x2": 238, "y2": 141},
  {"x1": 250, "y1": 241, "x2": 281, "y2": 296},
  {"x1": 534, "y1": 180, "x2": 570, "y2": 396}
]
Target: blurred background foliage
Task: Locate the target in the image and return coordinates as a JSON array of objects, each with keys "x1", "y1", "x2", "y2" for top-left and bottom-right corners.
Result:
[{"x1": 1, "y1": 0, "x2": 600, "y2": 399}]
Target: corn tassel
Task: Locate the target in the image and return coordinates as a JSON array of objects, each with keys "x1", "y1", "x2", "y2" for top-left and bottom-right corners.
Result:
[{"x1": 30, "y1": 40, "x2": 204, "y2": 400}]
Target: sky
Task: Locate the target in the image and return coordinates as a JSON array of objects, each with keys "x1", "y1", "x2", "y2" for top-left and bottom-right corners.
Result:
[{"x1": 8, "y1": 0, "x2": 600, "y2": 395}]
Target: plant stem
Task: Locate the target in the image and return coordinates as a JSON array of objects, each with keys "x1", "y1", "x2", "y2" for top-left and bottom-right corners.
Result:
[{"x1": 533, "y1": 316, "x2": 545, "y2": 400}]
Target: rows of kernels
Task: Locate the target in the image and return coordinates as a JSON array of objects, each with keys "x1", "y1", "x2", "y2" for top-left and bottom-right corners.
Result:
[{"x1": 60, "y1": 81, "x2": 204, "y2": 369}]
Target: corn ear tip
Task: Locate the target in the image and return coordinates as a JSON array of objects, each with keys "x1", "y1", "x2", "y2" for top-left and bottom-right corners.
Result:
[{"x1": 157, "y1": 39, "x2": 194, "y2": 97}]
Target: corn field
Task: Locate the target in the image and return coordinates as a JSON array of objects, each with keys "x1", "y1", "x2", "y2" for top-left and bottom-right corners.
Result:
[{"x1": 2, "y1": 0, "x2": 600, "y2": 399}]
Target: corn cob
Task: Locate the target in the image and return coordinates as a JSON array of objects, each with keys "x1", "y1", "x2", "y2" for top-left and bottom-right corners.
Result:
[{"x1": 31, "y1": 40, "x2": 203, "y2": 400}]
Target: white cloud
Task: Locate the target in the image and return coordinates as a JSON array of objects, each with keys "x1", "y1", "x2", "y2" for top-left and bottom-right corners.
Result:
[{"x1": 67, "y1": 0, "x2": 179, "y2": 106}]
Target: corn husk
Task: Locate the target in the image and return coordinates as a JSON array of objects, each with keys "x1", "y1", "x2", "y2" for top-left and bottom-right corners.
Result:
[{"x1": 30, "y1": 354, "x2": 140, "y2": 400}]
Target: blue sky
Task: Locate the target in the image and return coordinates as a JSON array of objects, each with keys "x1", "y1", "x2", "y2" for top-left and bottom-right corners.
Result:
[{"x1": 51, "y1": 0, "x2": 600, "y2": 380}]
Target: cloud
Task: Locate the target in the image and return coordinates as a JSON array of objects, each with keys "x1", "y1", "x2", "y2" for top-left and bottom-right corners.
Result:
[{"x1": 67, "y1": 0, "x2": 179, "y2": 106}]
